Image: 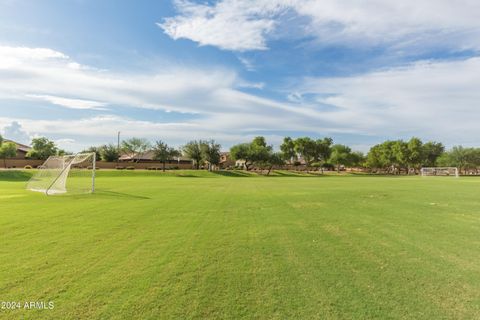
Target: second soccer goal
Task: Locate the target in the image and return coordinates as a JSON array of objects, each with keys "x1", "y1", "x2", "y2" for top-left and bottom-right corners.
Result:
[{"x1": 420, "y1": 167, "x2": 459, "y2": 177}]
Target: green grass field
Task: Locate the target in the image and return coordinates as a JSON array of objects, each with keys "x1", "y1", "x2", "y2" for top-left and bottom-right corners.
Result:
[{"x1": 1, "y1": 170, "x2": 479, "y2": 319}]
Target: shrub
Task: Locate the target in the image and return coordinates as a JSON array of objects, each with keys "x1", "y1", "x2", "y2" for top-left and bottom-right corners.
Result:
[
  {"x1": 126, "y1": 166, "x2": 135, "y2": 170},
  {"x1": 115, "y1": 166, "x2": 125, "y2": 170},
  {"x1": 24, "y1": 165, "x2": 33, "y2": 169}
]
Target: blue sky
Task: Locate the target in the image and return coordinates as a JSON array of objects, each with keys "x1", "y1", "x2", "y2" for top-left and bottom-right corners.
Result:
[{"x1": 1, "y1": 0, "x2": 480, "y2": 152}]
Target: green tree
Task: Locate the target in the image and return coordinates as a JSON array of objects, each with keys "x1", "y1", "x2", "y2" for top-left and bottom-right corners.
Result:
[
  {"x1": 293, "y1": 137, "x2": 333, "y2": 170},
  {"x1": 436, "y1": 152, "x2": 453, "y2": 167},
  {"x1": 466, "y1": 148, "x2": 480, "y2": 174},
  {"x1": 294, "y1": 137, "x2": 316, "y2": 166},
  {"x1": 99, "y1": 144, "x2": 120, "y2": 162},
  {"x1": 0, "y1": 134, "x2": 3, "y2": 146},
  {"x1": 406, "y1": 137, "x2": 423, "y2": 173},
  {"x1": 446, "y1": 146, "x2": 469, "y2": 173},
  {"x1": 121, "y1": 138, "x2": 151, "y2": 163},
  {"x1": 57, "y1": 149, "x2": 69, "y2": 156},
  {"x1": 366, "y1": 144, "x2": 384, "y2": 170},
  {"x1": 422, "y1": 141, "x2": 445, "y2": 167},
  {"x1": 252, "y1": 136, "x2": 267, "y2": 148},
  {"x1": 315, "y1": 137, "x2": 333, "y2": 163},
  {"x1": 350, "y1": 151, "x2": 365, "y2": 167},
  {"x1": 392, "y1": 140, "x2": 409, "y2": 174},
  {"x1": 230, "y1": 143, "x2": 253, "y2": 170},
  {"x1": 280, "y1": 137, "x2": 296, "y2": 163},
  {"x1": 377, "y1": 141, "x2": 396, "y2": 173},
  {"x1": 82, "y1": 146, "x2": 101, "y2": 160},
  {"x1": 183, "y1": 140, "x2": 205, "y2": 169},
  {"x1": 26, "y1": 137, "x2": 58, "y2": 160},
  {"x1": 366, "y1": 140, "x2": 406, "y2": 174},
  {"x1": 0, "y1": 141, "x2": 17, "y2": 168},
  {"x1": 329, "y1": 144, "x2": 352, "y2": 172},
  {"x1": 153, "y1": 141, "x2": 180, "y2": 172},
  {"x1": 250, "y1": 136, "x2": 273, "y2": 166},
  {"x1": 202, "y1": 140, "x2": 221, "y2": 171},
  {"x1": 313, "y1": 137, "x2": 333, "y2": 172},
  {"x1": 256, "y1": 152, "x2": 284, "y2": 175},
  {"x1": 230, "y1": 137, "x2": 274, "y2": 171}
]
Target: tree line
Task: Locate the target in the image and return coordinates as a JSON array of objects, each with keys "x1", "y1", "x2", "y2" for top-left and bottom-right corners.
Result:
[
  {"x1": 365, "y1": 139, "x2": 480, "y2": 174},
  {"x1": 3, "y1": 133, "x2": 480, "y2": 174},
  {"x1": 365, "y1": 138, "x2": 444, "y2": 174}
]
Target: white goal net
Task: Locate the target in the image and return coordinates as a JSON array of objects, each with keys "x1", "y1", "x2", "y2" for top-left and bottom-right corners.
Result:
[
  {"x1": 26, "y1": 152, "x2": 96, "y2": 195},
  {"x1": 421, "y1": 167, "x2": 459, "y2": 177}
]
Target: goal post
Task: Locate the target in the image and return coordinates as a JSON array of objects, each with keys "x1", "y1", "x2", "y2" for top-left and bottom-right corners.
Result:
[
  {"x1": 27, "y1": 152, "x2": 96, "y2": 195},
  {"x1": 420, "y1": 167, "x2": 459, "y2": 177}
]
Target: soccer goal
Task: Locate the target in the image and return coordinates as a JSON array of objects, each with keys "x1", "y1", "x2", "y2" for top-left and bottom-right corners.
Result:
[
  {"x1": 27, "y1": 152, "x2": 96, "y2": 195},
  {"x1": 420, "y1": 167, "x2": 459, "y2": 177}
]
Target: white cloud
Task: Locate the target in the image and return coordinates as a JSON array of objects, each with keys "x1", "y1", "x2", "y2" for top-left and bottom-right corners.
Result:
[
  {"x1": 0, "y1": 115, "x2": 287, "y2": 151},
  {"x1": 297, "y1": 57, "x2": 480, "y2": 144},
  {"x1": 0, "y1": 45, "x2": 238, "y2": 114},
  {"x1": 158, "y1": 0, "x2": 289, "y2": 51},
  {"x1": 26, "y1": 94, "x2": 107, "y2": 110},
  {"x1": 54, "y1": 138, "x2": 76, "y2": 150},
  {"x1": 0, "y1": 45, "x2": 338, "y2": 150},
  {"x1": 287, "y1": 92, "x2": 303, "y2": 103},
  {"x1": 159, "y1": 0, "x2": 480, "y2": 52},
  {"x1": 0, "y1": 46, "x2": 334, "y2": 126},
  {"x1": 2, "y1": 121, "x2": 31, "y2": 144},
  {"x1": 237, "y1": 56, "x2": 256, "y2": 71},
  {"x1": 2, "y1": 44, "x2": 480, "y2": 150}
]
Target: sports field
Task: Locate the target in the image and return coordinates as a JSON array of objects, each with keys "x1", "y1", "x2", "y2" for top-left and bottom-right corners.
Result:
[{"x1": 0, "y1": 170, "x2": 479, "y2": 319}]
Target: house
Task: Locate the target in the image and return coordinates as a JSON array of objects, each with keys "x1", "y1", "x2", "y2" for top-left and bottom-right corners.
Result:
[
  {"x1": 119, "y1": 150, "x2": 155, "y2": 162},
  {"x1": 219, "y1": 152, "x2": 235, "y2": 168},
  {"x1": 119, "y1": 150, "x2": 192, "y2": 164},
  {"x1": 3, "y1": 139, "x2": 31, "y2": 159}
]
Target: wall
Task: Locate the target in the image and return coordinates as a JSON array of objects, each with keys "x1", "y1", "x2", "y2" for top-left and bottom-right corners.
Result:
[
  {"x1": 96, "y1": 161, "x2": 194, "y2": 170},
  {"x1": 1, "y1": 159, "x2": 44, "y2": 169},
  {"x1": 1, "y1": 159, "x2": 195, "y2": 170}
]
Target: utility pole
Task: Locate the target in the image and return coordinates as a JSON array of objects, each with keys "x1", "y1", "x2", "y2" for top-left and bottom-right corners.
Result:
[{"x1": 117, "y1": 131, "x2": 120, "y2": 165}]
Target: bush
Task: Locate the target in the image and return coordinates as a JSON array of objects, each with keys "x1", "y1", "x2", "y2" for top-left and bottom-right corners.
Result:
[
  {"x1": 115, "y1": 166, "x2": 125, "y2": 170},
  {"x1": 24, "y1": 165, "x2": 33, "y2": 169},
  {"x1": 126, "y1": 166, "x2": 135, "y2": 170}
]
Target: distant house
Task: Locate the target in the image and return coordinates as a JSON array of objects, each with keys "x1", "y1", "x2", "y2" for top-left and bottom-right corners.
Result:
[
  {"x1": 119, "y1": 150, "x2": 192, "y2": 164},
  {"x1": 219, "y1": 152, "x2": 235, "y2": 168},
  {"x1": 3, "y1": 139, "x2": 31, "y2": 159}
]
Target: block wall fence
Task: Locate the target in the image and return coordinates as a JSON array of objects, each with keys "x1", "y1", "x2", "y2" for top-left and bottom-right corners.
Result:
[{"x1": 0, "y1": 159, "x2": 195, "y2": 170}]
